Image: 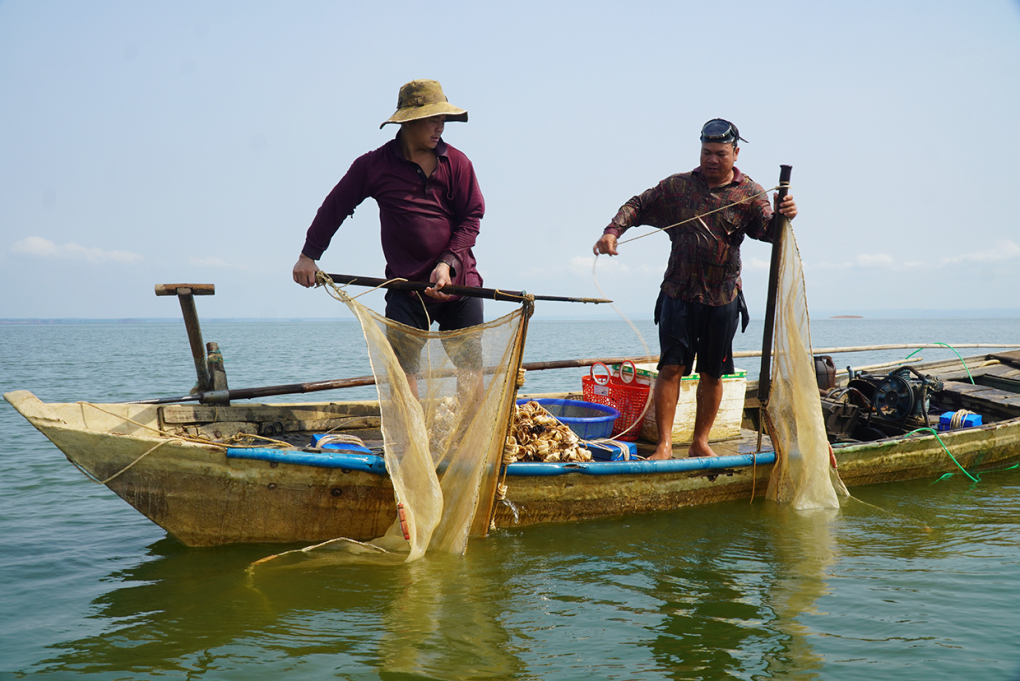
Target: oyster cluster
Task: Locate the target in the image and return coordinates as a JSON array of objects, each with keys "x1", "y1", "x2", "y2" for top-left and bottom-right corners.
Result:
[{"x1": 505, "y1": 400, "x2": 592, "y2": 463}]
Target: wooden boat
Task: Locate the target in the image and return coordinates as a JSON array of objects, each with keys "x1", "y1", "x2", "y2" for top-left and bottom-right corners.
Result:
[{"x1": 7, "y1": 349, "x2": 1020, "y2": 547}]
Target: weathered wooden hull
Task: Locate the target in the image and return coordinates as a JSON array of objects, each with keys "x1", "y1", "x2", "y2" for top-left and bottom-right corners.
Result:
[
  {"x1": 6, "y1": 351, "x2": 1020, "y2": 546},
  {"x1": 493, "y1": 419, "x2": 1020, "y2": 530},
  {"x1": 4, "y1": 392, "x2": 398, "y2": 546},
  {"x1": 495, "y1": 458, "x2": 775, "y2": 528}
]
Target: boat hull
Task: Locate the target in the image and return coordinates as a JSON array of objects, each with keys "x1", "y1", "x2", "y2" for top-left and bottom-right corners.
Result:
[{"x1": 7, "y1": 350, "x2": 1020, "y2": 546}]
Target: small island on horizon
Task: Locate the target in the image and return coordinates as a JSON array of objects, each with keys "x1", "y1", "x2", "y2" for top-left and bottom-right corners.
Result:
[{"x1": 830, "y1": 315, "x2": 864, "y2": 319}]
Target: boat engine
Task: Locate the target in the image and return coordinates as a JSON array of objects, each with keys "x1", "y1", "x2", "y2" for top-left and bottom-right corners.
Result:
[
  {"x1": 848, "y1": 367, "x2": 944, "y2": 421},
  {"x1": 822, "y1": 366, "x2": 944, "y2": 442}
]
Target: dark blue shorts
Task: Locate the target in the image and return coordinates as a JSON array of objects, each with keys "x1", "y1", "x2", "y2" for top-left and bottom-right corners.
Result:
[
  {"x1": 654, "y1": 291, "x2": 741, "y2": 379},
  {"x1": 384, "y1": 290, "x2": 483, "y2": 331},
  {"x1": 384, "y1": 291, "x2": 484, "y2": 373}
]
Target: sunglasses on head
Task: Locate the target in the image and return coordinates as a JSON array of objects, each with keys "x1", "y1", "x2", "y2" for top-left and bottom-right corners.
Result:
[{"x1": 700, "y1": 119, "x2": 747, "y2": 145}]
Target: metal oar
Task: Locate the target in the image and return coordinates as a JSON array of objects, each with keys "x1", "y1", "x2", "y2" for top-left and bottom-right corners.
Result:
[{"x1": 323, "y1": 273, "x2": 611, "y2": 304}]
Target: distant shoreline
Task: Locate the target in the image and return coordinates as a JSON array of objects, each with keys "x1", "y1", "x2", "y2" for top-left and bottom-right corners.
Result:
[
  {"x1": 0, "y1": 318, "x2": 357, "y2": 325},
  {"x1": 3, "y1": 311, "x2": 1019, "y2": 325}
]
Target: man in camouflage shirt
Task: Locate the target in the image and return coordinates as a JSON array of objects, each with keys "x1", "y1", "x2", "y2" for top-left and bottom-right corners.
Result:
[{"x1": 593, "y1": 119, "x2": 798, "y2": 460}]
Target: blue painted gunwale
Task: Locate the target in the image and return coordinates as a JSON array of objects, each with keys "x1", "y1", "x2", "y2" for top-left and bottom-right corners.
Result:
[
  {"x1": 226, "y1": 448, "x2": 387, "y2": 474},
  {"x1": 225, "y1": 447, "x2": 776, "y2": 477}
]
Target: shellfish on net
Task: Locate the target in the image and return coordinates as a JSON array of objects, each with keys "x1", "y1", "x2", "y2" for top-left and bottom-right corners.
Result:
[{"x1": 506, "y1": 400, "x2": 591, "y2": 463}]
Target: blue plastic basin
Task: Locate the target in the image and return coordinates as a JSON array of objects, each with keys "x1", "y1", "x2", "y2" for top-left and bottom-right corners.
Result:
[{"x1": 516, "y1": 398, "x2": 620, "y2": 440}]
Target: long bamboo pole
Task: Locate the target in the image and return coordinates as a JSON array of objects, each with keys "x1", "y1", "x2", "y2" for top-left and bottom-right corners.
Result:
[
  {"x1": 129, "y1": 345, "x2": 1018, "y2": 405},
  {"x1": 737, "y1": 343, "x2": 1020, "y2": 358}
]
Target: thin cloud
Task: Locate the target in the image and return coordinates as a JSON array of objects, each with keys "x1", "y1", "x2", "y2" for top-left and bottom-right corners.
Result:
[
  {"x1": 811, "y1": 242, "x2": 1018, "y2": 272},
  {"x1": 11, "y1": 236, "x2": 143, "y2": 263},
  {"x1": 744, "y1": 256, "x2": 770, "y2": 272},
  {"x1": 855, "y1": 252, "x2": 898, "y2": 269},
  {"x1": 939, "y1": 239, "x2": 1020, "y2": 265}
]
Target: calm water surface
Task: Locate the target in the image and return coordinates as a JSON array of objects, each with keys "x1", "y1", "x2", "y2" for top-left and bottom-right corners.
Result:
[{"x1": 2, "y1": 317, "x2": 1020, "y2": 679}]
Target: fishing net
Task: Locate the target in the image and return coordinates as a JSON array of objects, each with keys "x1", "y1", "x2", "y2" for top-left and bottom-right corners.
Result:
[
  {"x1": 764, "y1": 222, "x2": 848, "y2": 509},
  {"x1": 348, "y1": 289, "x2": 530, "y2": 560},
  {"x1": 252, "y1": 281, "x2": 531, "y2": 567}
]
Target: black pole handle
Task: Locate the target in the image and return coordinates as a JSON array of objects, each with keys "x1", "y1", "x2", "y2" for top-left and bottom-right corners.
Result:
[
  {"x1": 757, "y1": 165, "x2": 793, "y2": 404},
  {"x1": 322, "y1": 273, "x2": 610, "y2": 304}
]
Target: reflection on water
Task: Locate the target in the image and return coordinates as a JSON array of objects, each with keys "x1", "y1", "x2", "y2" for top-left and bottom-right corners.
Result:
[
  {"x1": 759, "y1": 506, "x2": 840, "y2": 679},
  {"x1": 376, "y1": 556, "x2": 523, "y2": 679},
  {"x1": 19, "y1": 477, "x2": 1020, "y2": 680},
  {"x1": 631, "y1": 504, "x2": 838, "y2": 680},
  {"x1": 6, "y1": 320, "x2": 1020, "y2": 678},
  {"x1": 38, "y1": 536, "x2": 525, "y2": 678}
]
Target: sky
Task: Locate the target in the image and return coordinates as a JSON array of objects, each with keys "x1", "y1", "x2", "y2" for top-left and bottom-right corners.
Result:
[{"x1": 2, "y1": 1, "x2": 1019, "y2": 322}]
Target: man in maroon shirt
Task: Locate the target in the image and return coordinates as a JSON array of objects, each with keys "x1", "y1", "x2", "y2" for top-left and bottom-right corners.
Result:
[
  {"x1": 293, "y1": 79, "x2": 485, "y2": 373},
  {"x1": 594, "y1": 119, "x2": 797, "y2": 460}
]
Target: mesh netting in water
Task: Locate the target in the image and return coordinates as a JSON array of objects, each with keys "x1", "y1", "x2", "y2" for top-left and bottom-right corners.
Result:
[
  {"x1": 350, "y1": 286, "x2": 532, "y2": 560},
  {"x1": 253, "y1": 283, "x2": 531, "y2": 567},
  {"x1": 765, "y1": 222, "x2": 849, "y2": 509}
]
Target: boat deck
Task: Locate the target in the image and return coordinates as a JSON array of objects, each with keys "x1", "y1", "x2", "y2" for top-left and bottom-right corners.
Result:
[{"x1": 632, "y1": 428, "x2": 773, "y2": 459}]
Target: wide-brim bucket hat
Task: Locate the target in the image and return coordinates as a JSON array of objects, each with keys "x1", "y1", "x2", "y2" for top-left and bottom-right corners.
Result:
[{"x1": 379, "y1": 79, "x2": 468, "y2": 129}]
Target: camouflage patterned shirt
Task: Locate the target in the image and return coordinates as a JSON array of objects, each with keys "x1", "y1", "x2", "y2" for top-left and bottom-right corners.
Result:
[{"x1": 603, "y1": 167, "x2": 774, "y2": 307}]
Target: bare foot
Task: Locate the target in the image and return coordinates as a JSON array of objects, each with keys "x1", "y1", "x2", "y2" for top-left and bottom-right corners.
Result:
[
  {"x1": 687, "y1": 442, "x2": 717, "y2": 458},
  {"x1": 647, "y1": 442, "x2": 674, "y2": 460}
]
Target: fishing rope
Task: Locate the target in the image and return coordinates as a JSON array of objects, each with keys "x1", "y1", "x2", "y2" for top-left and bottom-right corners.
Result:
[
  {"x1": 904, "y1": 343, "x2": 976, "y2": 384},
  {"x1": 73, "y1": 402, "x2": 222, "y2": 484},
  {"x1": 248, "y1": 536, "x2": 392, "y2": 571},
  {"x1": 72, "y1": 401, "x2": 301, "y2": 484},
  {"x1": 69, "y1": 439, "x2": 171, "y2": 485},
  {"x1": 614, "y1": 185, "x2": 780, "y2": 246},
  {"x1": 590, "y1": 258, "x2": 653, "y2": 441},
  {"x1": 841, "y1": 494, "x2": 934, "y2": 532},
  {"x1": 77, "y1": 401, "x2": 230, "y2": 447},
  {"x1": 589, "y1": 186, "x2": 781, "y2": 445},
  {"x1": 948, "y1": 410, "x2": 977, "y2": 430},
  {"x1": 935, "y1": 462, "x2": 1020, "y2": 484},
  {"x1": 316, "y1": 271, "x2": 409, "y2": 302},
  {"x1": 904, "y1": 426, "x2": 980, "y2": 482},
  {"x1": 314, "y1": 433, "x2": 368, "y2": 448},
  {"x1": 909, "y1": 421, "x2": 1020, "y2": 485}
]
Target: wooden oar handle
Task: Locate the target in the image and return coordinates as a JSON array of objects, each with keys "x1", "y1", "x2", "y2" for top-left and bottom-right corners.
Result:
[{"x1": 155, "y1": 283, "x2": 215, "y2": 296}]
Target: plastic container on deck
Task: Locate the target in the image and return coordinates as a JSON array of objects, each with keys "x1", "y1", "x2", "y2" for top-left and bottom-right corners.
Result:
[
  {"x1": 516, "y1": 398, "x2": 620, "y2": 440},
  {"x1": 938, "y1": 411, "x2": 983, "y2": 431}
]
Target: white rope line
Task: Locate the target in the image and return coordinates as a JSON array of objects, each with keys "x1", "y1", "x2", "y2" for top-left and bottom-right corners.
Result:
[
  {"x1": 616, "y1": 184, "x2": 781, "y2": 246},
  {"x1": 590, "y1": 256, "x2": 653, "y2": 443}
]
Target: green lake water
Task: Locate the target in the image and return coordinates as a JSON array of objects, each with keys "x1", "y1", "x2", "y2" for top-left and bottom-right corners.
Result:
[{"x1": 3, "y1": 317, "x2": 1020, "y2": 679}]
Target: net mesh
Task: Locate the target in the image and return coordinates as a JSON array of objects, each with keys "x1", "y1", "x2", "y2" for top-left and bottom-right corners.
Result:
[
  {"x1": 765, "y1": 222, "x2": 849, "y2": 509},
  {"x1": 252, "y1": 282, "x2": 531, "y2": 567},
  {"x1": 347, "y1": 286, "x2": 531, "y2": 560}
]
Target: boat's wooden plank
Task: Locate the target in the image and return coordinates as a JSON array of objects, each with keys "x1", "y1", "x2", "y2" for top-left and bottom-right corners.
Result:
[
  {"x1": 173, "y1": 422, "x2": 259, "y2": 439},
  {"x1": 938, "y1": 380, "x2": 1020, "y2": 420},
  {"x1": 159, "y1": 402, "x2": 380, "y2": 424},
  {"x1": 979, "y1": 374, "x2": 1020, "y2": 395},
  {"x1": 990, "y1": 351, "x2": 1020, "y2": 370}
]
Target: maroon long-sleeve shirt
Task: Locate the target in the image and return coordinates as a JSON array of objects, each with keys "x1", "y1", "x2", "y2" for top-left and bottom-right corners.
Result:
[{"x1": 302, "y1": 134, "x2": 484, "y2": 288}]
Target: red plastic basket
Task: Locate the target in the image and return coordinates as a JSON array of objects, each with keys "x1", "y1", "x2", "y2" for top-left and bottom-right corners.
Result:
[{"x1": 581, "y1": 361, "x2": 651, "y2": 442}]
